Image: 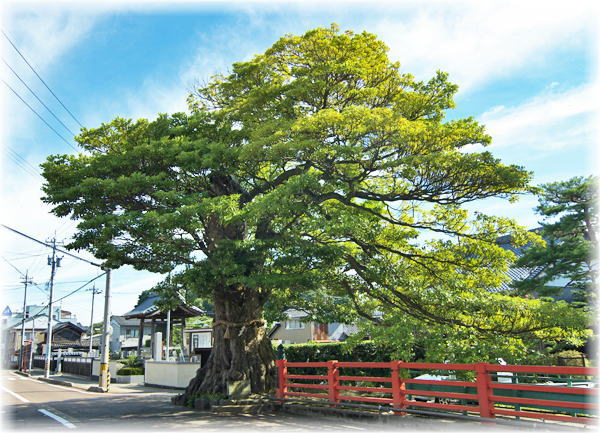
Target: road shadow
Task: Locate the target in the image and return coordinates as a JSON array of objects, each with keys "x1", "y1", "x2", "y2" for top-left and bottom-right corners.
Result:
[{"x1": 4, "y1": 394, "x2": 559, "y2": 432}]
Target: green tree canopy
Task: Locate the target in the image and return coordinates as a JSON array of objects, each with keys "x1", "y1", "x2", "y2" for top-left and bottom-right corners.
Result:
[
  {"x1": 514, "y1": 176, "x2": 598, "y2": 304},
  {"x1": 41, "y1": 25, "x2": 588, "y2": 398}
]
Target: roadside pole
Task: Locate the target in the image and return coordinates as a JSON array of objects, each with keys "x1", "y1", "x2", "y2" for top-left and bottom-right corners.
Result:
[
  {"x1": 29, "y1": 315, "x2": 35, "y2": 371},
  {"x1": 18, "y1": 270, "x2": 32, "y2": 371},
  {"x1": 165, "y1": 309, "x2": 171, "y2": 360},
  {"x1": 99, "y1": 268, "x2": 111, "y2": 390},
  {"x1": 88, "y1": 285, "x2": 101, "y2": 356},
  {"x1": 44, "y1": 237, "x2": 60, "y2": 378}
]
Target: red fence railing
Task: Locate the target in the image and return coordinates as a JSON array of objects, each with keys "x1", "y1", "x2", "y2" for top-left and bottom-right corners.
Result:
[{"x1": 275, "y1": 360, "x2": 599, "y2": 424}]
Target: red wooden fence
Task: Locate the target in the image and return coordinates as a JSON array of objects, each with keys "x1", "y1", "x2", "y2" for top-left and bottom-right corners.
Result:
[{"x1": 275, "y1": 360, "x2": 599, "y2": 424}]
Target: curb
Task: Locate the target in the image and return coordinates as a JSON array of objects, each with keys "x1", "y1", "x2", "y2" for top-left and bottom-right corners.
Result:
[
  {"x1": 37, "y1": 377, "x2": 73, "y2": 387},
  {"x1": 14, "y1": 370, "x2": 31, "y2": 377}
]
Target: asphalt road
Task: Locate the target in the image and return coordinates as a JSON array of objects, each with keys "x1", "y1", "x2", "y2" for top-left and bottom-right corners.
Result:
[
  {"x1": 2, "y1": 369, "x2": 386, "y2": 431},
  {"x1": 0, "y1": 370, "x2": 563, "y2": 432}
]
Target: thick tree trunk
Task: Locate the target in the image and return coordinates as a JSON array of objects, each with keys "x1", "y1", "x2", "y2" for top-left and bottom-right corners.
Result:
[{"x1": 172, "y1": 286, "x2": 275, "y2": 406}]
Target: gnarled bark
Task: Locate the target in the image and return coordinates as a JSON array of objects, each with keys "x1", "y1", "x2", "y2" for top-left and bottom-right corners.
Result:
[{"x1": 172, "y1": 286, "x2": 275, "y2": 406}]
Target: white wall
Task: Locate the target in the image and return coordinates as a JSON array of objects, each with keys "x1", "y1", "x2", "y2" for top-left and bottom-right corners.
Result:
[
  {"x1": 144, "y1": 361, "x2": 201, "y2": 389},
  {"x1": 92, "y1": 360, "x2": 123, "y2": 378}
]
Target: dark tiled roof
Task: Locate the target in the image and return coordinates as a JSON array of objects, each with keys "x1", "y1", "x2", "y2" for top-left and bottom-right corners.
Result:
[
  {"x1": 495, "y1": 228, "x2": 545, "y2": 293},
  {"x1": 123, "y1": 294, "x2": 161, "y2": 318},
  {"x1": 267, "y1": 323, "x2": 281, "y2": 338},
  {"x1": 46, "y1": 321, "x2": 86, "y2": 334},
  {"x1": 493, "y1": 266, "x2": 545, "y2": 293},
  {"x1": 111, "y1": 316, "x2": 144, "y2": 327},
  {"x1": 123, "y1": 292, "x2": 204, "y2": 319}
]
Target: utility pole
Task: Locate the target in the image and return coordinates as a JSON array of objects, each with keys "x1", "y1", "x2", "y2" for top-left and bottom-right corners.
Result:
[
  {"x1": 88, "y1": 285, "x2": 102, "y2": 356},
  {"x1": 19, "y1": 271, "x2": 32, "y2": 371},
  {"x1": 29, "y1": 314, "x2": 35, "y2": 371},
  {"x1": 44, "y1": 237, "x2": 62, "y2": 378},
  {"x1": 165, "y1": 309, "x2": 171, "y2": 360},
  {"x1": 99, "y1": 268, "x2": 111, "y2": 390}
]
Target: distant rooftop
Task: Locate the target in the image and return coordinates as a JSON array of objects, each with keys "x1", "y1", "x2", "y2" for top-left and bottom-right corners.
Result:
[
  {"x1": 123, "y1": 292, "x2": 204, "y2": 320},
  {"x1": 495, "y1": 228, "x2": 545, "y2": 293}
]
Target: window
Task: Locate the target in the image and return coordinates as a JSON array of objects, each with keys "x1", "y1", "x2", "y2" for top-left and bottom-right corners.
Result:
[
  {"x1": 125, "y1": 328, "x2": 139, "y2": 338},
  {"x1": 285, "y1": 320, "x2": 305, "y2": 330}
]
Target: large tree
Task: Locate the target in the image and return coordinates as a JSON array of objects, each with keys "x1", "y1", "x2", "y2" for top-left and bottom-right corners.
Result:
[
  {"x1": 513, "y1": 176, "x2": 598, "y2": 304},
  {"x1": 41, "y1": 26, "x2": 587, "y2": 402}
]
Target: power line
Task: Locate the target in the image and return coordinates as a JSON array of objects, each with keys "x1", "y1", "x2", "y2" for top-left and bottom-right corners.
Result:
[
  {"x1": 3, "y1": 80, "x2": 78, "y2": 151},
  {"x1": 1, "y1": 254, "x2": 29, "y2": 277},
  {"x1": 0, "y1": 253, "x2": 46, "y2": 260},
  {"x1": 0, "y1": 255, "x2": 50, "y2": 296},
  {"x1": 1, "y1": 224, "x2": 102, "y2": 267},
  {"x1": 2, "y1": 58, "x2": 77, "y2": 137},
  {"x1": 19, "y1": 272, "x2": 106, "y2": 322},
  {"x1": 6, "y1": 147, "x2": 40, "y2": 174},
  {"x1": 5, "y1": 148, "x2": 42, "y2": 180},
  {"x1": 2, "y1": 29, "x2": 84, "y2": 128}
]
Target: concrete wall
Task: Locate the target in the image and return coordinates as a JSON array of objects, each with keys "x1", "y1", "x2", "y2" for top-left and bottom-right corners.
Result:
[
  {"x1": 92, "y1": 360, "x2": 124, "y2": 379},
  {"x1": 144, "y1": 361, "x2": 201, "y2": 389}
]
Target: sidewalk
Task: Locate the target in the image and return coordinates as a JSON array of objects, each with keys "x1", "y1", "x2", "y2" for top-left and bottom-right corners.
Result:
[{"x1": 15, "y1": 369, "x2": 180, "y2": 395}]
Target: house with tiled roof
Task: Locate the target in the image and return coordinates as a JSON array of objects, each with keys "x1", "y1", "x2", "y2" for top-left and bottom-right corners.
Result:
[
  {"x1": 1, "y1": 305, "x2": 81, "y2": 362},
  {"x1": 496, "y1": 229, "x2": 576, "y2": 301},
  {"x1": 109, "y1": 315, "x2": 153, "y2": 353},
  {"x1": 268, "y1": 309, "x2": 360, "y2": 344}
]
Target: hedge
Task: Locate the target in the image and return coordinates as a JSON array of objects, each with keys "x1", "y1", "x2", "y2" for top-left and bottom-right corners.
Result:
[
  {"x1": 281, "y1": 341, "x2": 396, "y2": 379},
  {"x1": 117, "y1": 367, "x2": 145, "y2": 376},
  {"x1": 283, "y1": 341, "x2": 395, "y2": 363}
]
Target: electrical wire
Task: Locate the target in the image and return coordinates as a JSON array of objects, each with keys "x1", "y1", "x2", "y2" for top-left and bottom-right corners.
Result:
[
  {"x1": 24, "y1": 272, "x2": 106, "y2": 322},
  {"x1": 2, "y1": 30, "x2": 84, "y2": 128},
  {"x1": 1, "y1": 224, "x2": 103, "y2": 267},
  {"x1": 2, "y1": 58, "x2": 77, "y2": 137},
  {"x1": 1, "y1": 253, "x2": 47, "y2": 261},
  {"x1": 0, "y1": 255, "x2": 48, "y2": 296},
  {"x1": 1, "y1": 254, "x2": 29, "y2": 277},
  {"x1": 5, "y1": 147, "x2": 43, "y2": 180},
  {"x1": 3, "y1": 79, "x2": 77, "y2": 151}
]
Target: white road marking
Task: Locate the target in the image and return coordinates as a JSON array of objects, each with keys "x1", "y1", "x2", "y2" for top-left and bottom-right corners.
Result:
[
  {"x1": 0, "y1": 384, "x2": 30, "y2": 403},
  {"x1": 38, "y1": 409, "x2": 77, "y2": 428},
  {"x1": 6, "y1": 377, "x2": 16, "y2": 380},
  {"x1": 9, "y1": 371, "x2": 176, "y2": 396}
]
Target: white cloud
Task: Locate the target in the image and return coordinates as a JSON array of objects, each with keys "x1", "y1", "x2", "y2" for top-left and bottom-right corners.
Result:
[
  {"x1": 2, "y1": 9, "x2": 97, "y2": 73},
  {"x1": 478, "y1": 83, "x2": 598, "y2": 153},
  {"x1": 0, "y1": 160, "x2": 163, "y2": 324},
  {"x1": 1, "y1": 7, "x2": 101, "y2": 147},
  {"x1": 371, "y1": 1, "x2": 597, "y2": 92}
]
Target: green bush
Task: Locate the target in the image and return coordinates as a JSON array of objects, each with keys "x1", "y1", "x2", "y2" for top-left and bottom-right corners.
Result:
[
  {"x1": 283, "y1": 341, "x2": 395, "y2": 363},
  {"x1": 120, "y1": 354, "x2": 143, "y2": 368},
  {"x1": 282, "y1": 341, "x2": 396, "y2": 379},
  {"x1": 552, "y1": 350, "x2": 589, "y2": 367},
  {"x1": 116, "y1": 367, "x2": 144, "y2": 376}
]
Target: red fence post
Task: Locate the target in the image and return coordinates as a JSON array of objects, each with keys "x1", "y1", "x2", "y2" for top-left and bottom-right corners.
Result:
[
  {"x1": 475, "y1": 362, "x2": 495, "y2": 419},
  {"x1": 276, "y1": 359, "x2": 288, "y2": 399},
  {"x1": 327, "y1": 360, "x2": 339, "y2": 403},
  {"x1": 390, "y1": 361, "x2": 407, "y2": 415}
]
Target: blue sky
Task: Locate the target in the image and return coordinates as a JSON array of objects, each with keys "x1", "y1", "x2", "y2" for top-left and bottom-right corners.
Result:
[{"x1": 1, "y1": 0, "x2": 598, "y2": 325}]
